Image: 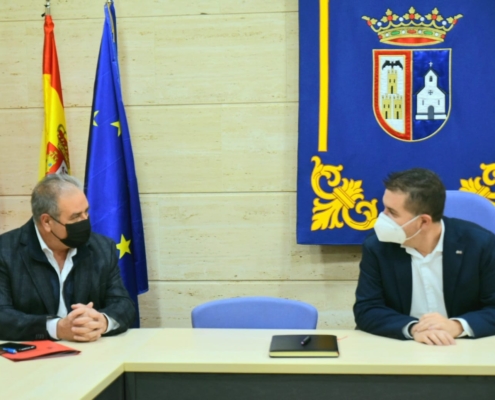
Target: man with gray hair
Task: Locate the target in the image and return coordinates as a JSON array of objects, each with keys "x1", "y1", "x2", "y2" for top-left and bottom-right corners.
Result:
[{"x1": 0, "y1": 174, "x2": 136, "y2": 341}]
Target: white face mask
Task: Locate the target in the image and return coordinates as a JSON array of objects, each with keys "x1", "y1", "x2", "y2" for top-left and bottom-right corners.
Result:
[{"x1": 373, "y1": 212, "x2": 422, "y2": 244}]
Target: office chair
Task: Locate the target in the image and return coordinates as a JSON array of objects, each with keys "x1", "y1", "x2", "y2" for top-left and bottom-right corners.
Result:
[
  {"x1": 191, "y1": 296, "x2": 318, "y2": 329},
  {"x1": 444, "y1": 190, "x2": 495, "y2": 234}
]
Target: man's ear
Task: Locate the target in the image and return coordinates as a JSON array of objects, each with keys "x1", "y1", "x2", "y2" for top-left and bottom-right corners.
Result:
[
  {"x1": 420, "y1": 214, "x2": 433, "y2": 228},
  {"x1": 39, "y1": 214, "x2": 52, "y2": 233}
]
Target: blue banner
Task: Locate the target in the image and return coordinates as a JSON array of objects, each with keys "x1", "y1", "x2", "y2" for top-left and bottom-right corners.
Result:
[
  {"x1": 298, "y1": 0, "x2": 495, "y2": 244},
  {"x1": 85, "y1": 2, "x2": 148, "y2": 326}
]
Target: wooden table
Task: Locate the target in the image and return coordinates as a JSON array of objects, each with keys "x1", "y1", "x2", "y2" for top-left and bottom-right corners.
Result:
[{"x1": 1, "y1": 329, "x2": 495, "y2": 400}]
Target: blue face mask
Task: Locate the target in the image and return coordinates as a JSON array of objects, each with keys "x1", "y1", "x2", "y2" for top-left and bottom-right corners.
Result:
[{"x1": 373, "y1": 212, "x2": 421, "y2": 244}]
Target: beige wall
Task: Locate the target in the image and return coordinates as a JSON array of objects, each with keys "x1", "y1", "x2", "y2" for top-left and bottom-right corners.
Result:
[{"x1": 0, "y1": 0, "x2": 361, "y2": 329}]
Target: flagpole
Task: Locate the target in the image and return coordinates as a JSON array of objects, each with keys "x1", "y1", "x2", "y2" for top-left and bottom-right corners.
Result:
[
  {"x1": 44, "y1": 1, "x2": 51, "y2": 16},
  {"x1": 105, "y1": 0, "x2": 116, "y2": 43}
]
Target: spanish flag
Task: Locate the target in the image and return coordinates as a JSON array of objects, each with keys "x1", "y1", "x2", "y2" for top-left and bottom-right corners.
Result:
[{"x1": 39, "y1": 14, "x2": 70, "y2": 179}]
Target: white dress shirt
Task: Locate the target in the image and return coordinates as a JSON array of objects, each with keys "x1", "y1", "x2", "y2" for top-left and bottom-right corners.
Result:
[
  {"x1": 34, "y1": 223, "x2": 118, "y2": 339},
  {"x1": 401, "y1": 220, "x2": 473, "y2": 339}
]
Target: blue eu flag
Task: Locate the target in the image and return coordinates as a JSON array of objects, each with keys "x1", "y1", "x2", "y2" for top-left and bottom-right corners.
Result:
[{"x1": 84, "y1": 2, "x2": 148, "y2": 327}]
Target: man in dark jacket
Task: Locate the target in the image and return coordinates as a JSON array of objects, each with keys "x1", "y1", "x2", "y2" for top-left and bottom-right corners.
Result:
[
  {"x1": 354, "y1": 168, "x2": 495, "y2": 345},
  {"x1": 0, "y1": 174, "x2": 135, "y2": 341}
]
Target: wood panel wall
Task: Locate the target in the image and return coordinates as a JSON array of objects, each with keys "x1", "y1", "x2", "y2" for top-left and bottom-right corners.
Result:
[{"x1": 0, "y1": 0, "x2": 362, "y2": 329}]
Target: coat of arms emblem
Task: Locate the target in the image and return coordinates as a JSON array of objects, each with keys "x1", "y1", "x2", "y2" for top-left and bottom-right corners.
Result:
[{"x1": 363, "y1": 7, "x2": 462, "y2": 141}]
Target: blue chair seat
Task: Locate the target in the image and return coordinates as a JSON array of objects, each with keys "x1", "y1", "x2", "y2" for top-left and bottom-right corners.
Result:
[{"x1": 191, "y1": 296, "x2": 318, "y2": 329}]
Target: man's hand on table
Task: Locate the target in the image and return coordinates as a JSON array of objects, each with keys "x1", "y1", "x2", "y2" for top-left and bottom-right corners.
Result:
[
  {"x1": 412, "y1": 329, "x2": 456, "y2": 345},
  {"x1": 56, "y1": 302, "x2": 108, "y2": 342},
  {"x1": 411, "y1": 313, "x2": 463, "y2": 345}
]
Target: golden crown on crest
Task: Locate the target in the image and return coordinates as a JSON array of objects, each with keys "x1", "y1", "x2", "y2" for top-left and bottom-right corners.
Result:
[{"x1": 362, "y1": 7, "x2": 463, "y2": 46}]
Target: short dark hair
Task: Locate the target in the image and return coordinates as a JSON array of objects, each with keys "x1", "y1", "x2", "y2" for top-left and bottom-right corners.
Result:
[{"x1": 384, "y1": 168, "x2": 445, "y2": 222}]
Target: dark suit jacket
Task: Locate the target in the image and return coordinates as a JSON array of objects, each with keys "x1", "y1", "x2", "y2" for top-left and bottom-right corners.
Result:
[
  {"x1": 353, "y1": 217, "x2": 495, "y2": 340},
  {"x1": 0, "y1": 219, "x2": 136, "y2": 341}
]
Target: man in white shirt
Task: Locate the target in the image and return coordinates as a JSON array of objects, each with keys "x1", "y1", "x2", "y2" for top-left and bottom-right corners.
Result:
[
  {"x1": 354, "y1": 168, "x2": 495, "y2": 345},
  {"x1": 0, "y1": 174, "x2": 135, "y2": 341}
]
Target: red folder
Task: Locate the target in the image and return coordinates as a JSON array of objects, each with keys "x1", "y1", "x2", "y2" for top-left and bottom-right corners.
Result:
[{"x1": 0, "y1": 340, "x2": 80, "y2": 362}]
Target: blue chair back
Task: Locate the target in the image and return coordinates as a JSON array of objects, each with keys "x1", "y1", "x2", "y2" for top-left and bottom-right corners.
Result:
[
  {"x1": 191, "y1": 296, "x2": 318, "y2": 329},
  {"x1": 444, "y1": 190, "x2": 495, "y2": 234}
]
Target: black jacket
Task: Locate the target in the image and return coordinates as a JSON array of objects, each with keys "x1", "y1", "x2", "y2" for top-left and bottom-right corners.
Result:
[{"x1": 0, "y1": 219, "x2": 136, "y2": 340}]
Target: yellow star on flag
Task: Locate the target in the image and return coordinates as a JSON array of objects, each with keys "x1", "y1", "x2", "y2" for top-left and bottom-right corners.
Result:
[
  {"x1": 93, "y1": 111, "x2": 99, "y2": 126},
  {"x1": 111, "y1": 120, "x2": 121, "y2": 136},
  {"x1": 116, "y1": 234, "x2": 131, "y2": 259}
]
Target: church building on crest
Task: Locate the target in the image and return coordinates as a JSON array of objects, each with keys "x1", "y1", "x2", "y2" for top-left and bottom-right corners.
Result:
[{"x1": 416, "y1": 63, "x2": 447, "y2": 120}]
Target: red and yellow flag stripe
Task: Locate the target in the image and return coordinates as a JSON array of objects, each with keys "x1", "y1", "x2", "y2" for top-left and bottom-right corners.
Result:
[{"x1": 39, "y1": 15, "x2": 70, "y2": 179}]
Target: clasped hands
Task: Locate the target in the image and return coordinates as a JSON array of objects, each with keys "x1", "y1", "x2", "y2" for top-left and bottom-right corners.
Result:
[
  {"x1": 57, "y1": 302, "x2": 108, "y2": 342},
  {"x1": 410, "y1": 312, "x2": 463, "y2": 346}
]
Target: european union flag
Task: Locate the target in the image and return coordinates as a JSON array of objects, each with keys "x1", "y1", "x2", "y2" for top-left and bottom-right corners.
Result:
[{"x1": 84, "y1": 2, "x2": 148, "y2": 327}]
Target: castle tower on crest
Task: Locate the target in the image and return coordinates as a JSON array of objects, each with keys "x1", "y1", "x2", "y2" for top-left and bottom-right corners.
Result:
[{"x1": 381, "y1": 68, "x2": 403, "y2": 120}]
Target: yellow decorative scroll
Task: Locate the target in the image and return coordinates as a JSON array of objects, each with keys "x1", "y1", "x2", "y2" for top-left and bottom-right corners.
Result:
[
  {"x1": 311, "y1": 156, "x2": 378, "y2": 231},
  {"x1": 459, "y1": 163, "x2": 495, "y2": 203}
]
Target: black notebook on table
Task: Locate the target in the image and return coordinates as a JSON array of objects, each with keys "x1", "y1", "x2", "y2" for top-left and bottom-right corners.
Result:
[{"x1": 269, "y1": 335, "x2": 339, "y2": 358}]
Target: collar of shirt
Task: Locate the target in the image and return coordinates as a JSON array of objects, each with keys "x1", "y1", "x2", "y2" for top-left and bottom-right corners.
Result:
[
  {"x1": 402, "y1": 219, "x2": 445, "y2": 261},
  {"x1": 33, "y1": 221, "x2": 77, "y2": 276}
]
